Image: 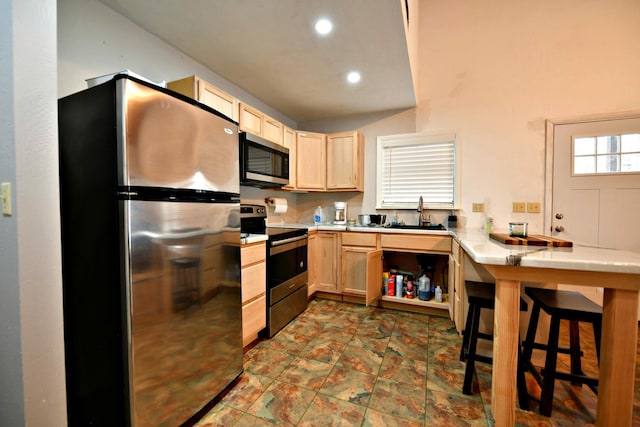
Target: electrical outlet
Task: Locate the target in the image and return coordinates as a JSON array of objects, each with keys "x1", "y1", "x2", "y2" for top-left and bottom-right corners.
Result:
[
  {"x1": 472, "y1": 203, "x2": 484, "y2": 212},
  {"x1": 512, "y1": 202, "x2": 526, "y2": 213},
  {"x1": 1, "y1": 182, "x2": 11, "y2": 216},
  {"x1": 527, "y1": 202, "x2": 541, "y2": 213}
]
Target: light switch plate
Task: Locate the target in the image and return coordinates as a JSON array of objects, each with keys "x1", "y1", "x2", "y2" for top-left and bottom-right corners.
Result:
[
  {"x1": 1, "y1": 182, "x2": 11, "y2": 216},
  {"x1": 472, "y1": 203, "x2": 484, "y2": 212},
  {"x1": 512, "y1": 202, "x2": 526, "y2": 213},
  {"x1": 527, "y1": 202, "x2": 541, "y2": 213}
]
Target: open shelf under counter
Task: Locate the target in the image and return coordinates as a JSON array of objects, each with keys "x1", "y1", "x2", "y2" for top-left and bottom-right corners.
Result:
[{"x1": 378, "y1": 293, "x2": 450, "y2": 316}]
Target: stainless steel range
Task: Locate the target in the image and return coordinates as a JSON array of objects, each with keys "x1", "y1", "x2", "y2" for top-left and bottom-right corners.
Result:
[{"x1": 240, "y1": 205, "x2": 308, "y2": 337}]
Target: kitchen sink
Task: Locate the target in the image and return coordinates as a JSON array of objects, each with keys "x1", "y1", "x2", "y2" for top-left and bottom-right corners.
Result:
[{"x1": 388, "y1": 224, "x2": 447, "y2": 231}]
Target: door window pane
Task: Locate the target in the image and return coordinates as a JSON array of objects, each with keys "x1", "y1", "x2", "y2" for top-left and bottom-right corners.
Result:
[
  {"x1": 621, "y1": 133, "x2": 640, "y2": 152},
  {"x1": 574, "y1": 156, "x2": 596, "y2": 174},
  {"x1": 574, "y1": 137, "x2": 595, "y2": 155},
  {"x1": 597, "y1": 135, "x2": 619, "y2": 154}
]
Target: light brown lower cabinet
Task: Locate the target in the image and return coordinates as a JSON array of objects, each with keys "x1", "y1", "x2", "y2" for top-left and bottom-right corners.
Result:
[
  {"x1": 241, "y1": 241, "x2": 266, "y2": 347},
  {"x1": 308, "y1": 231, "x2": 340, "y2": 293},
  {"x1": 449, "y1": 238, "x2": 464, "y2": 332},
  {"x1": 310, "y1": 231, "x2": 454, "y2": 316},
  {"x1": 363, "y1": 234, "x2": 453, "y2": 314},
  {"x1": 341, "y1": 232, "x2": 378, "y2": 296}
]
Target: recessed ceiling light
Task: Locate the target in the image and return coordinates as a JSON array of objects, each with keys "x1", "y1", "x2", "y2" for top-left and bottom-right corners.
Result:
[
  {"x1": 347, "y1": 71, "x2": 361, "y2": 84},
  {"x1": 315, "y1": 18, "x2": 333, "y2": 35}
]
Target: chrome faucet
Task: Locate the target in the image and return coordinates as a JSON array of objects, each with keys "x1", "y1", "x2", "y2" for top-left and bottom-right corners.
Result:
[{"x1": 417, "y1": 196, "x2": 431, "y2": 226}]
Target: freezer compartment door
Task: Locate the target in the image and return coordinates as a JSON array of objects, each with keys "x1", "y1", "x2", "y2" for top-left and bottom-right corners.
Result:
[
  {"x1": 118, "y1": 79, "x2": 239, "y2": 194},
  {"x1": 124, "y1": 200, "x2": 243, "y2": 426}
]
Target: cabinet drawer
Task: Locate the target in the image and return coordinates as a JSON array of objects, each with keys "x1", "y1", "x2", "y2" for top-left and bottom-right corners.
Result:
[
  {"x1": 241, "y1": 262, "x2": 266, "y2": 303},
  {"x1": 381, "y1": 234, "x2": 451, "y2": 253},
  {"x1": 341, "y1": 232, "x2": 377, "y2": 247},
  {"x1": 241, "y1": 242, "x2": 266, "y2": 267},
  {"x1": 242, "y1": 295, "x2": 266, "y2": 346}
]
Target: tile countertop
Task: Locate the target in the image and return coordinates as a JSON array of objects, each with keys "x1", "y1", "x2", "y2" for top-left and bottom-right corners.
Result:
[{"x1": 266, "y1": 223, "x2": 640, "y2": 274}]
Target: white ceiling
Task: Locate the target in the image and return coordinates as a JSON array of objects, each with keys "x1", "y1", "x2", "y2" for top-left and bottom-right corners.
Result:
[{"x1": 97, "y1": 0, "x2": 416, "y2": 123}]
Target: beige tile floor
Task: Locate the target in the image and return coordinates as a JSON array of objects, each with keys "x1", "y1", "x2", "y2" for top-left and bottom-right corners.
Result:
[{"x1": 195, "y1": 298, "x2": 640, "y2": 426}]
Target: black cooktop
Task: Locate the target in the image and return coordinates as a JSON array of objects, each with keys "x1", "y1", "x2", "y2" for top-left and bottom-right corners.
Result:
[{"x1": 267, "y1": 227, "x2": 307, "y2": 242}]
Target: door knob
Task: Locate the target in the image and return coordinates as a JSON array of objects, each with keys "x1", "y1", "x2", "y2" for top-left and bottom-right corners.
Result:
[
  {"x1": 554, "y1": 225, "x2": 565, "y2": 232},
  {"x1": 555, "y1": 213, "x2": 564, "y2": 219}
]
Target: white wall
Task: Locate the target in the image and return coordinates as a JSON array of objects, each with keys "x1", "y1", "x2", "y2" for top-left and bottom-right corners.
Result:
[
  {"x1": 416, "y1": 0, "x2": 640, "y2": 231},
  {"x1": 0, "y1": 1, "x2": 24, "y2": 425},
  {"x1": 57, "y1": 0, "x2": 296, "y2": 128},
  {"x1": 2, "y1": 0, "x2": 67, "y2": 426}
]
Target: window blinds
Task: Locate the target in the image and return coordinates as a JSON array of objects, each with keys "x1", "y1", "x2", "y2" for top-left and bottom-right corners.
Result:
[{"x1": 380, "y1": 135, "x2": 456, "y2": 207}]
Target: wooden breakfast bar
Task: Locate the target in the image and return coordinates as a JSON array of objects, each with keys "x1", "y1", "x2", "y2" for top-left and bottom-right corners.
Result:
[{"x1": 455, "y1": 230, "x2": 640, "y2": 426}]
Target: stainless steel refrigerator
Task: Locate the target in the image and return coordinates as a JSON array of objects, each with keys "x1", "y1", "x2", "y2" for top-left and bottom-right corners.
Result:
[{"x1": 58, "y1": 75, "x2": 243, "y2": 427}]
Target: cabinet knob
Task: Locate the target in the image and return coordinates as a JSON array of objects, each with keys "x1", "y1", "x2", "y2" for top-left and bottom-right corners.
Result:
[
  {"x1": 554, "y1": 225, "x2": 565, "y2": 232},
  {"x1": 555, "y1": 213, "x2": 564, "y2": 219}
]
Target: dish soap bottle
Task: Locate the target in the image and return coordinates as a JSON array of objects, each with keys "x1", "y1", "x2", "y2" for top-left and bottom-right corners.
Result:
[
  {"x1": 314, "y1": 206, "x2": 323, "y2": 225},
  {"x1": 435, "y1": 285, "x2": 443, "y2": 303}
]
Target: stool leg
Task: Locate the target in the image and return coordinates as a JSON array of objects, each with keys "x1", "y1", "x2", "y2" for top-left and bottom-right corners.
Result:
[
  {"x1": 539, "y1": 316, "x2": 561, "y2": 417},
  {"x1": 593, "y1": 317, "x2": 602, "y2": 364},
  {"x1": 460, "y1": 301, "x2": 475, "y2": 362},
  {"x1": 462, "y1": 303, "x2": 481, "y2": 395},
  {"x1": 522, "y1": 303, "x2": 541, "y2": 369},
  {"x1": 516, "y1": 338, "x2": 530, "y2": 411},
  {"x1": 569, "y1": 320, "x2": 583, "y2": 386}
]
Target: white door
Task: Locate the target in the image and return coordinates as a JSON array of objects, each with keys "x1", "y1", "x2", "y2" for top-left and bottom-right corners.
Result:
[{"x1": 550, "y1": 114, "x2": 640, "y2": 316}]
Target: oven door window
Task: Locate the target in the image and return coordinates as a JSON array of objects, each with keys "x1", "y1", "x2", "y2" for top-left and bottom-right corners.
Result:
[{"x1": 268, "y1": 239, "x2": 307, "y2": 288}]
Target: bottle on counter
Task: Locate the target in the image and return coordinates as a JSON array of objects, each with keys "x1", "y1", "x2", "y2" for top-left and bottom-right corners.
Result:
[
  {"x1": 314, "y1": 206, "x2": 323, "y2": 225},
  {"x1": 435, "y1": 285, "x2": 443, "y2": 303}
]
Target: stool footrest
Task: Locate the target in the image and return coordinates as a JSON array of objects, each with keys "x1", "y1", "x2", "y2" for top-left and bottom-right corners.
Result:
[{"x1": 528, "y1": 342, "x2": 584, "y2": 357}]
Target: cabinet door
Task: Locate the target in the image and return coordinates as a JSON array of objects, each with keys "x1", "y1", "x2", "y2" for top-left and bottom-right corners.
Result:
[
  {"x1": 263, "y1": 115, "x2": 284, "y2": 145},
  {"x1": 296, "y1": 131, "x2": 326, "y2": 190},
  {"x1": 198, "y1": 79, "x2": 238, "y2": 121},
  {"x1": 167, "y1": 76, "x2": 238, "y2": 122},
  {"x1": 282, "y1": 126, "x2": 297, "y2": 190},
  {"x1": 449, "y1": 240, "x2": 465, "y2": 332},
  {"x1": 239, "y1": 103, "x2": 263, "y2": 135},
  {"x1": 365, "y1": 250, "x2": 383, "y2": 306},
  {"x1": 326, "y1": 131, "x2": 363, "y2": 191},
  {"x1": 342, "y1": 246, "x2": 372, "y2": 295},
  {"x1": 315, "y1": 232, "x2": 339, "y2": 292},
  {"x1": 307, "y1": 233, "x2": 317, "y2": 296}
]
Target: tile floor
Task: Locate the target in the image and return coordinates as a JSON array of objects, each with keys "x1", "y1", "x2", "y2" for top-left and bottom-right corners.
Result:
[{"x1": 195, "y1": 298, "x2": 640, "y2": 426}]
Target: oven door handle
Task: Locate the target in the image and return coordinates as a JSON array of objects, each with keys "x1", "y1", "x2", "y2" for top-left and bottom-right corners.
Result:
[{"x1": 270, "y1": 234, "x2": 308, "y2": 247}]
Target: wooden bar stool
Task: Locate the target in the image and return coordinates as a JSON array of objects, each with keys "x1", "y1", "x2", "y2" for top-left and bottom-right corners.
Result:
[
  {"x1": 521, "y1": 287, "x2": 602, "y2": 417},
  {"x1": 459, "y1": 281, "x2": 530, "y2": 410}
]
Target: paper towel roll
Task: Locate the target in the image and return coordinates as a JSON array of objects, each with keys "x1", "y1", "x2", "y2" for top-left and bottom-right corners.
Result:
[{"x1": 266, "y1": 197, "x2": 288, "y2": 214}]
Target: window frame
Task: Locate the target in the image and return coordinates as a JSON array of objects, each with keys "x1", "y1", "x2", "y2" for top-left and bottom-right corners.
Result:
[{"x1": 375, "y1": 130, "x2": 461, "y2": 210}]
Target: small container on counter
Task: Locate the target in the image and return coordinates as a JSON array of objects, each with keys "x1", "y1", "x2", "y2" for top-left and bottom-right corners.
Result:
[{"x1": 509, "y1": 222, "x2": 528, "y2": 237}]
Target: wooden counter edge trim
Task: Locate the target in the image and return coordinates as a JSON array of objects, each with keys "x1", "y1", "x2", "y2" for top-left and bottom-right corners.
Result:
[{"x1": 482, "y1": 265, "x2": 640, "y2": 290}]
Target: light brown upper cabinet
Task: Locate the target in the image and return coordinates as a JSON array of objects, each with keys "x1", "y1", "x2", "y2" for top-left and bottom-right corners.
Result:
[
  {"x1": 326, "y1": 131, "x2": 364, "y2": 191},
  {"x1": 290, "y1": 130, "x2": 364, "y2": 192},
  {"x1": 295, "y1": 131, "x2": 327, "y2": 190},
  {"x1": 239, "y1": 103, "x2": 284, "y2": 145},
  {"x1": 167, "y1": 75, "x2": 238, "y2": 122},
  {"x1": 282, "y1": 126, "x2": 297, "y2": 190}
]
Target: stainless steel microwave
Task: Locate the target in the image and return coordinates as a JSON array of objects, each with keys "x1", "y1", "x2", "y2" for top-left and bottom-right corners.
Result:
[{"x1": 240, "y1": 131, "x2": 289, "y2": 188}]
